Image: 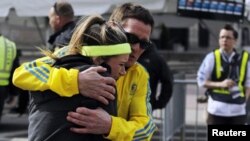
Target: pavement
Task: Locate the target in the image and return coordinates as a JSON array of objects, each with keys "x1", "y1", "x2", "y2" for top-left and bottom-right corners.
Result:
[
  {"x1": 0, "y1": 113, "x2": 28, "y2": 141},
  {"x1": 0, "y1": 98, "x2": 28, "y2": 141}
]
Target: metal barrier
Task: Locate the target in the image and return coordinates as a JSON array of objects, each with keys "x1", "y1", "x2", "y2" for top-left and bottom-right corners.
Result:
[{"x1": 152, "y1": 73, "x2": 207, "y2": 141}]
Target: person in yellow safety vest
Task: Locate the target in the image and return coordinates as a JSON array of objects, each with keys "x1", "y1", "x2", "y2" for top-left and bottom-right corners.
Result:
[
  {"x1": 197, "y1": 24, "x2": 250, "y2": 125},
  {"x1": 0, "y1": 34, "x2": 18, "y2": 120}
]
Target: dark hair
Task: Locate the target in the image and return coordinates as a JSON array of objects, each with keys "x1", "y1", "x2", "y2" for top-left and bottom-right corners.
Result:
[
  {"x1": 53, "y1": 1, "x2": 74, "y2": 19},
  {"x1": 223, "y1": 24, "x2": 238, "y2": 39},
  {"x1": 109, "y1": 3, "x2": 154, "y2": 28}
]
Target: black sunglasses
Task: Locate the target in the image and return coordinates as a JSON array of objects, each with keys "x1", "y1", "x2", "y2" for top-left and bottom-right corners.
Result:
[{"x1": 125, "y1": 32, "x2": 152, "y2": 50}]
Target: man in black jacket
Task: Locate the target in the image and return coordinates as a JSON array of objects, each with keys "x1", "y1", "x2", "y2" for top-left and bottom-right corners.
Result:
[
  {"x1": 138, "y1": 43, "x2": 173, "y2": 110},
  {"x1": 48, "y1": 1, "x2": 76, "y2": 52}
]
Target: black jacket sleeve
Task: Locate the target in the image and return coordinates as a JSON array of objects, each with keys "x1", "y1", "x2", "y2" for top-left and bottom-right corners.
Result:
[
  {"x1": 138, "y1": 45, "x2": 173, "y2": 110},
  {"x1": 8, "y1": 49, "x2": 21, "y2": 96},
  {"x1": 154, "y1": 54, "x2": 173, "y2": 109}
]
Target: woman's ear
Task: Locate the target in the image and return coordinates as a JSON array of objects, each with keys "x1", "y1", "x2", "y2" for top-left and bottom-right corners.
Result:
[{"x1": 92, "y1": 57, "x2": 104, "y2": 65}]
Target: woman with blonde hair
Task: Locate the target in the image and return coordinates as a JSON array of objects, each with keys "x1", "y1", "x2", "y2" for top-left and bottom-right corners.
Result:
[{"x1": 26, "y1": 14, "x2": 131, "y2": 141}]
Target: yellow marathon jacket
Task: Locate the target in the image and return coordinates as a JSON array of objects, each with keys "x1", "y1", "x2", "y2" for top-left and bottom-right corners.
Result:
[{"x1": 13, "y1": 47, "x2": 156, "y2": 141}]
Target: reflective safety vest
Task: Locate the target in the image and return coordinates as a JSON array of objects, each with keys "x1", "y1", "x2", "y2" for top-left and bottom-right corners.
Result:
[
  {"x1": 208, "y1": 49, "x2": 249, "y2": 104},
  {"x1": 0, "y1": 36, "x2": 16, "y2": 86}
]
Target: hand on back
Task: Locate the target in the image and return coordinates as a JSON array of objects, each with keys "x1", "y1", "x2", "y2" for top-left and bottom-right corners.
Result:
[{"x1": 78, "y1": 66, "x2": 116, "y2": 105}]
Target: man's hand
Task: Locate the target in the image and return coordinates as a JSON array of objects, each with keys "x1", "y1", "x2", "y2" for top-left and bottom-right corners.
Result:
[
  {"x1": 221, "y1": 79, "x2": 235, "y2": 88},
  {"x1": 78, "y1": 66, "x2": 116, "y2": 105},
  {"x1": 67, "y1": 107, "x2": 112, "y2": 134}
]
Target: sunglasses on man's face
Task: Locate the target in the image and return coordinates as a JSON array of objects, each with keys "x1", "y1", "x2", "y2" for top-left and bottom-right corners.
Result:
[{"x1": 125, "y1": 32, "x2": 152, "y2": 50}]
